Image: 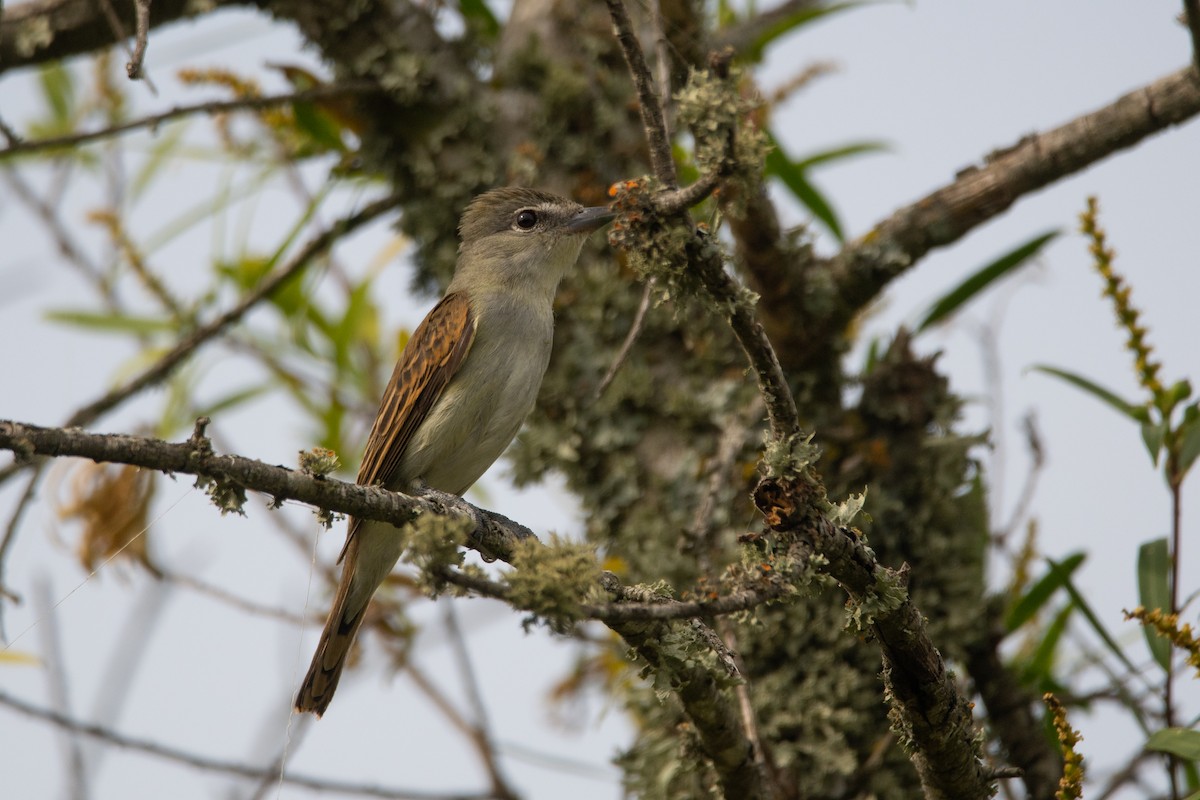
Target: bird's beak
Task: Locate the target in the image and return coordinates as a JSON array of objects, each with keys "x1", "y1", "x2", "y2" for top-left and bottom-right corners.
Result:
[{"x1": 566, "y1": 205, "x2": 615, "y2": 234}]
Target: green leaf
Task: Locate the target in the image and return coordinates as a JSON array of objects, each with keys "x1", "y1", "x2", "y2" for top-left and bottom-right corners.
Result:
[
  {"x1": 1142, "y1": 421, "x2": 1167, "y2": 467},
  {"x1": 1146, "y1": 728, "x2": 1200, "y2": 760},
  {"x1": 45, "y1": 309, "x2": 175, "y2": 336},
  {"x1": 916, "y1": 230, "x2": 1059, "y2": 332},
  {"x1": 1051, "y1": 558, "x2": 1141, "y2": 676},
  {"x1": 39, "y1": 63, "x2": 76, "y2": 130},
  {"x1": 292, "y1": 102, "x2": 347, "y2": 153},
  {"x1": 741, "y1": 2, "x2": 867, "y2": 62},
  {"x1": 459, "y1": 0, "x2": 500, "y2": 38},
  {"x1": 765, "y1": 132, "x2": 843, "y2": 242},
  {"x1": 196, "y1": 384, "x2": 271, "y2": 419},
  {"x1": 792, "y1": 140, "x2": 890, "y2": 171},
  {"x1": 130, "y1": 123, "x2": 189, "y2": 202},
  {"x1": 1177, "y1": 411, "x2": 1200, "y2": 478},
  {"x1": 1032, "y1": 365, "x2": 1149, "y2": 423},
  {"x1": 1020, "y1": 600, "x2": 1074, "y2": 685},
  {"x1": 1006, "y1": 552, "x2": 1085, "y2": 632},
  {"x1": 1138, "y1": 537, "x2": 1173, "y2": 670}
]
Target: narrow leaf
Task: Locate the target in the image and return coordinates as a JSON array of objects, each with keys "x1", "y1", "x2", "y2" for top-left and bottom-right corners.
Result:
[
  {"x1": 1142, "y1": 422, "x2": 1166, "y2": 467},
  {"x1": 793, "y1": 140, "x2": 890, "y2": 171},
  {"x1": 765, "y1": 132, "x2": 844, "y2": 241},
  {"x1": 292, "y1": 102, "x2": 347, "y2": 153},
  {"x1": 1138, "y1": 537, "x2": 1173, "y2": 669},
  {"x1": 1177, "y1": 412, "x2": 1200, "y2": 478},
  {"x1": 742, "y1": 2, "x2": 866, "y2": 61},
  {"x1": 196, "y1": 384, "x2": 270, "y2": 419},
  {"x1": 1052, "y1": 558, "x2": 1141, "y2": 676},
  {"x1": 1147, "y1": 728, "x2": 1200, "y2": 760},
  {"x1": 1032, "y1": 365, "x2": 1148, "y2": 423},
  {"x1": 45, "y1": 310, "x2": 175, "y2": 336},
  {"x1": 1020, "y1": 600, "x2": 1075, "y2": 685},
  {"x1": 459, "y1": 0, "x2": 500, "y2": 38},
  {"x1": 916, "y1": 230, "x2": 1059, "y2": 331},
  {"x1": 1006, "y1": 552, "x2": 1085, "y2": 632}
]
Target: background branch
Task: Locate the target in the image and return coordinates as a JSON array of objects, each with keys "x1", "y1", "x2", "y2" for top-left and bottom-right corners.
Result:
[
  {"x1": 0, "y1": 689, "x2": 494, "y2": 800},
  {"x1": 0, "y1": 83, "x2": 377, "y2": 161}
]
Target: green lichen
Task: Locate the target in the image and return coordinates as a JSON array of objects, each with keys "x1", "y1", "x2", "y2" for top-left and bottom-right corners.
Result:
[
  {"x1": 194, "y1": 474, "x2": 247, "y2": 516},
  {"x1": 844, "y1": 565, "x2": 908, "y2": 632},
  {"x1": 505, "y1": 534, "x2": 605, "y2": 631},
  {"x1": 761, "y1": 430, "x2": 820, "y2": 480},
  {"x1": 401, "y1": 511, "x2": 469, "y2": 595}
]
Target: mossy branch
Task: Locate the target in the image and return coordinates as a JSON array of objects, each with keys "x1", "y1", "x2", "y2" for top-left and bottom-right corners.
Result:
[{"x1": 753, "y1": 476, "x2": 993, "y2": 800}]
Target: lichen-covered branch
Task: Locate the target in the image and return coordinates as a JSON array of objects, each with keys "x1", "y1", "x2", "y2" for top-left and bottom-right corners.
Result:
[
  {"x1": 0, "y1": 414, "x2": 782, "y2": 796},
  {"x1": 0, "y1": 0, "x2": 243, "y2": 74},
  {"x1": 753, "y1": 478, "x2": 992, "y2": 800},
  {"x1": 828, "y1": 64, "x2": 1200, "y2": 328},
  {"x1": 965, "y1": 602, "x2": 1064, "y2": 799}
]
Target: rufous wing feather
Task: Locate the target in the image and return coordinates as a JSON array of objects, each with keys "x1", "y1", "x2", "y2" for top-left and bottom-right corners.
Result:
[{"x1": 295, "y1": 292, "x2": 476, "y2": 715}]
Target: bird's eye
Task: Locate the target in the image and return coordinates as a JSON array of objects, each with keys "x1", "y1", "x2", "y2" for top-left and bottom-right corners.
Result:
[{"x1": 515, "y1": 209, "x2": 538, "y2": 230}]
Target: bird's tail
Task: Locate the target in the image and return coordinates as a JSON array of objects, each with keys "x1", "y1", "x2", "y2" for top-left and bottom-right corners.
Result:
[
  {"x1": 294, "y1": 592, "x2": 366, "y2": 716},
  {"x1": 295, "y1": 520, "x2": 406, "y2": 716}
]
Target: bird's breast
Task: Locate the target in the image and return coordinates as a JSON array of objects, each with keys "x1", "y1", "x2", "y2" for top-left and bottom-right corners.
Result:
[{"x1": 396, "y1": 295, "x2": 554, "y2": 495}]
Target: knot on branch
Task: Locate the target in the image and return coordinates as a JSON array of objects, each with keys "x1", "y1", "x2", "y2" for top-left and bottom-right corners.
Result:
[{"x1": 752, "y1": 477, "x2": 807, "y2": 530}]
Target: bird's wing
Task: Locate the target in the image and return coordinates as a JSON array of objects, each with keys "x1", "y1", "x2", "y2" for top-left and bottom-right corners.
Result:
[{"x1": 339, "y1": 291, "x2": 476, "y2": 560}]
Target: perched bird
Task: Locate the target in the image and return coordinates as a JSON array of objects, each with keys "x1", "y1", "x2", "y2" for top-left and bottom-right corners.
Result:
[{"x1": 295, "y1": 188, "x2": 612, "y2": 716}]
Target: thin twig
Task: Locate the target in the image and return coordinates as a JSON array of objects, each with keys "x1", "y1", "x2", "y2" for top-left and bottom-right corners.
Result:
[
  {"x1": 443, "y1": 603, "x2": 519, "y2": 800},
  {"x1": 95, "y1": 0, "x2": 157, "y2": 94},
  {"x1": 652, "y1": 168, "x2": 721, "y2": 214},
  {"x1": 0, "y1": 115, "x2": 20, "y2": 145},
  {"x1": 0, "y1": 467, "x2": 43, "y2": 636},
  {"x1": 65, "y1": 192, "x2": 401, "y2": 429},
  {"x1": 34, "y1": 579, "x2": 88, "y2": 800},
  {"x1": 593, "y1": 278, "x2": 655, "y2": 399},
  {"x1": 0, "y1": 169, "x2": 108, "y2": 294},
  {"x1": 127, "y1": 0, "x2": 152, "y2": 81},
  {"x1": 160, "y1": 568, "x2": 309, "y2": 625},
  {"x1": 604, "y1": 0, "x2": 677, "y2": 186},
  {"x1": 0, "y1": 690, "x2": 491, "y2": 800},
  {"x1": 0, "y1": 83, "x2": 376, "y2": 161}
]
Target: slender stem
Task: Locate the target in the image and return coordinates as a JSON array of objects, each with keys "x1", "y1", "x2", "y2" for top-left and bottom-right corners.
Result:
[
  {"x1": 0, "y1": 690, "x2": 488, "y2": 799},
  {"x1": 1166, "y1": 465, "x2": 1183, "y2": 798},
  {"x1": 0, "y1": 84, "x2": 375, "y2": 161}
]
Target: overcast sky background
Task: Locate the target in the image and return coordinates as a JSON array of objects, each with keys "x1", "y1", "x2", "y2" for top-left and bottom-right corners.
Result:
[{"x1": 1, "y1": 1, "x2": 1198, "y2": 798}]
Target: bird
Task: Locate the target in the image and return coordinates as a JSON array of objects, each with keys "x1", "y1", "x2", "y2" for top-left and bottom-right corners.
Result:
[{"x1": 295, "y1": 187, "x2": 613, "y2": 716}]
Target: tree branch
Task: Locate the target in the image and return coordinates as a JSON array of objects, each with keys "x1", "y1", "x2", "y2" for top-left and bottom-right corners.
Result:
[
  {"x1": 0, "y1": 83, "x2": 377, "y2": 161},
  {"x1": 0, "y1": 419, "x2": 535, "y2": 563},
  {"x1": 753, "y1": 478, "x2": 992, "y2": 800},
  {"x1": 65, "y1": 192, "x2": 400, "y2": 430},
  {"x1": 0, "y1": 0, "x2": 243, "y2": 75},
  {"x1": 0, "y1": 417, "x2": 787, "y2": 797},
  {"x1": 127, "y1": 0, "x2": 153, "y2": 81},
  {"x1": 0, "y1": 690, "x2": 494, "y2": 800},
  {"x1": 965, "y1": 601, "x2": 1063, "y2": 799},
  {"x1": 828, "y1": 64, "x2": 1200, "y2": 327}
]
